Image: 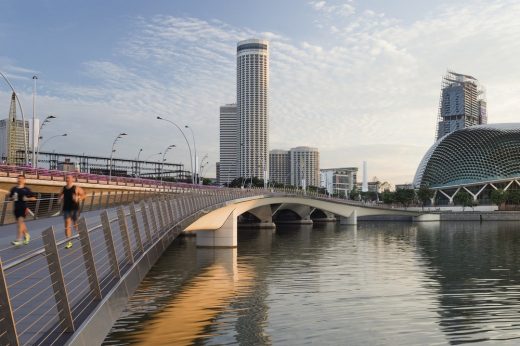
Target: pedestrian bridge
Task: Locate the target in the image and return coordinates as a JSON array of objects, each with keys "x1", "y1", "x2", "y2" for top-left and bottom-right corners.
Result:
[{"x1": 0, "y1": 188, "x2": 422, "y2": 345}]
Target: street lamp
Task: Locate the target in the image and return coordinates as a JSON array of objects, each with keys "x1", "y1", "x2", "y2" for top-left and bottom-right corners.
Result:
[
  {"x1": 0, "y1": 71, "x2": 29, "y2": 164},
  {"x1": 161, "y1": 144, "x2": 176, "y2": 182},
  {"x1": 156, "y1": 116, "x2": 194, "y2": 184},
  {"x1": 185, "y1": 125, "x2": 197, "y2": 184},
  {"x1": 36, "y1": 115, "x2": 57, "y2": 167},
  {"x1": 135, "y1": 148, "x2": 143, "y2": 177},
  {"x1": 32, "y1": 75, "x2": 38, "y2": 167},
  {"x1": 38, "y1": 134, "x2": 67, "y2": 161},
  {"x1": 108, "y1": 132, "x2": 127, "y2": 182}
]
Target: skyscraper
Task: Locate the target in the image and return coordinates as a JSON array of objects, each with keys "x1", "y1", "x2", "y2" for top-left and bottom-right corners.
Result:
[
  {"x1": 436, "y1": 71, "x2": 487, "y2": 140},
  {"x1": 219, "y1": 103, "x2": 238, "y2": 185},
  {"x1": 269, "y1": 149, "x2": 290, "y2": 185},
  {"x1": 0, "y1": 92, "x2": 29, "y2": 164},
  {"x1": 290, "y1": 146, "x2": 320, "y2": 188},
  {"x1": 237, "y1": 39, "x2": 269, "y2": 180}
]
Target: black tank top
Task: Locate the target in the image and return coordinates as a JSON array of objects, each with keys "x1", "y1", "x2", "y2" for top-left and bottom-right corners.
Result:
[{"x1": 62, "y1": 185, "x2": 79, "y2": 211}]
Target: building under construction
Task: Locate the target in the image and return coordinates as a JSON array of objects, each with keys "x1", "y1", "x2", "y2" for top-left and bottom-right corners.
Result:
[{"x1": 436, "y1": 71, "x2": 487, "y2": 140}]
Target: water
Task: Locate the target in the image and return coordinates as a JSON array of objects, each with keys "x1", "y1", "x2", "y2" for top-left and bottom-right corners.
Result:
[{"x1": 103, "y1": 221, "x2": 520, "y2": 345}]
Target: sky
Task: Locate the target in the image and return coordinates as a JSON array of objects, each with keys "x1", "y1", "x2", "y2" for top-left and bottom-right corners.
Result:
[{"x1": 0, "y1": 0, "x2": 519, "y2": 184}]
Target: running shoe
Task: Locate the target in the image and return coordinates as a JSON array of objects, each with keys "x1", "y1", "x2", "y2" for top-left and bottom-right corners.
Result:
[
  {"x1": 23, "y1": 233, "x2": 30, "y2": 245},
  {"x1": 65, "y1": 241, "x2": 73, "y2": 249},
  {"x1": 11, "y1": 240, "x2": 23, "y2": 246}
]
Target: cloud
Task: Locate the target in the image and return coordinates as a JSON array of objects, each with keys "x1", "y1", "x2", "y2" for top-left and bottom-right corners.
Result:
[{"x1": 1, "y1": 0, "x2": 519, "y2": 184}]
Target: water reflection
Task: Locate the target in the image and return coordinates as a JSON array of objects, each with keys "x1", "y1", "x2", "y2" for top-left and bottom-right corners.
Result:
[{"x1": 104, "y1": 221, "x2": 520, "y2": 345}]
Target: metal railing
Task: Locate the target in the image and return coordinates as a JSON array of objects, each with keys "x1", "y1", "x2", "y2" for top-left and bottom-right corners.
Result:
[
  {"x1": 0, "y1": 185, "x2": 400, "y2": 345},
  {"x1": 0, "y1": 188, "x2": 290, "y2": 345},
  {"x1": 0, "y1": 191, "x2": 157, "y2": 226}
]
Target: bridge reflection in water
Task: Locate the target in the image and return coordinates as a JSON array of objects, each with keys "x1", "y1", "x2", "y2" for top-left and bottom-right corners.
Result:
[{"x1": 103, "y1": 240, "x2": 257, "y2": 345}]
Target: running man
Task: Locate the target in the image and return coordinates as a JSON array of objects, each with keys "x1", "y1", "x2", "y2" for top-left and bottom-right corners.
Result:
[
  {"x1": 10, "y1": 175, "x2": 36, "y2": 246},
  {"x1": 60, "y1": 175, "x2": 85, "y2": 249}
]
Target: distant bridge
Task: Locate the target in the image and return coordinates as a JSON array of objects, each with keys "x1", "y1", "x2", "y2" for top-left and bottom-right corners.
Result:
[{"x1": 0, "y1": 182, "x2": 423, "y2": 345}]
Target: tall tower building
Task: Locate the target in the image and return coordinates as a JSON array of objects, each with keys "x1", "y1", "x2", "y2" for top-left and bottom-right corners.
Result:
[
  {"x1": 269, "y1": 149, "x2": 290, "y2": 185},
  {"x1": 219, "y1": 104, "x2": 238, "y2": 185},
  {"x1": 0, "y1": 92, "x2": 29, "y2": 164},
  {"x1": 237, "y1": 39, "x2": 269, "y2": 180},
  {"x1": 436, "y1": 71, "x2": 487, "y2": 140},
  {"x1": 290, "y1": 146, "x2": 320, "y2": 188}
]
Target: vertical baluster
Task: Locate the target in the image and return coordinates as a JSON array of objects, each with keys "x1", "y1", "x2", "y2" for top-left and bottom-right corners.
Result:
[
  {"x1": 100, "y1": 211, "x2": 121, "y2": 279},
  {"x1": 42, "y1": 227, "x2": 75, "y2": 331},
  {"x1": 129, "y1": 203, "x2": 144, "y2": 253},
  {"x1": 77, "y1": 217, "x2": 102, "y2": 300},
  {"x1": 0, "y1": 259, "x2": 19, "y2": 345},
  {"x1": 117, "y1": 207, "x2": 134, "y2": 264},
  {"x1": 139, "y1": 201, "x2": 152, "y2": 245}
]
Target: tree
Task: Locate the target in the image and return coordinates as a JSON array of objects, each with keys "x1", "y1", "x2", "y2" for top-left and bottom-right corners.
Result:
[
  {"x1": 454, "y1": 190, "x2": 473, "y2": 211},
  {"x1": 381, "y1": 190, "x2": 395, "y2": 204},
  {"x1": 507, "y1": 190, "x2": 520, "y2": 208},
  {"x1": 490, "y1": 189, "x2": 508, "y2": 208},
  {"x1": 417, "y1": 186, "x2": 435, "y2": 210},
  {"x1": 394, "y1": 188, "x2": 415, "y2": 209},
  {"x1": 350, "y1": 188, "x2": 360, "y2": 201}
]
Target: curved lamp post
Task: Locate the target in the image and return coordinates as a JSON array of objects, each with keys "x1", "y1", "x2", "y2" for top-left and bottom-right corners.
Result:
[
  {"x1": 161, "y1": 144, "x2": 176, "y2": 182},
  {"x1": 108, "y1": 132, "x2": 127, "y2": 182},
  {"x1": 0, "y1": 71, "x2": 29, "y2": 164},
  {"x1": 37, "y1": 134, "x2": 67, "y2": 165},
  {"x1": 36, "y1": 115, "x2": 56, "y2": 167},
  {"x1": 185, "y1": 125, "x2": 197, "y2": 184},
  {"x1": 156, "y1": 116, "x2": 194, "y2": 184},
  {"x1": 32, "y1": 75, "x2": 38, "y2": 166}
]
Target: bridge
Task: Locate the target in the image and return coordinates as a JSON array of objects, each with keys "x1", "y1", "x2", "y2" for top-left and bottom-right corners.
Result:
[{"x1": 0, "y1": 178, "x2": 422, "y2": 345}]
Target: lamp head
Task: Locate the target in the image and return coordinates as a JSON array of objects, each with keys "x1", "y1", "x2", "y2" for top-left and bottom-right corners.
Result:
[
  {"x1": 48, "y1": 115, "x2": 56, "y2": 119},
  {"x1": 62, "y1": 133, "x2": 68, "y2": 137},
  {"x1": 156, "y1": 116, "x2": 162, "y2": 120}
]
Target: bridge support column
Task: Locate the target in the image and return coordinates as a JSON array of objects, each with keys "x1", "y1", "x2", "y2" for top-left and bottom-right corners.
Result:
[
  {"x1": 340, "y1": 210, "x2": 357, "y2": 225},
  {"x1": 196, "y1": 209, "x2": 237, "y2": 248}
]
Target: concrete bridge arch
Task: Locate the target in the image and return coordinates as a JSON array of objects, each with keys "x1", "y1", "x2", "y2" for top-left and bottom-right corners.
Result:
[{"x1": 184, "y1": 196, "x2": 419, "y2": 248}]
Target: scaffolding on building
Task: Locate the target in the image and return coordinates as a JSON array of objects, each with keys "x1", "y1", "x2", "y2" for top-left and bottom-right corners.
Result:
[{"x1": 435, "y1": 70, "x2": 487, "y2": 141}]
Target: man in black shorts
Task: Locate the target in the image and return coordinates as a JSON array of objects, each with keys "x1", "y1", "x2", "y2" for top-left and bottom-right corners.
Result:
[
  {"x1": 10, "y1": 175, "x2": 36, "y2": 246},
  {"x1": 60, "y1": 175, "x2": 85, "y2": 249}
]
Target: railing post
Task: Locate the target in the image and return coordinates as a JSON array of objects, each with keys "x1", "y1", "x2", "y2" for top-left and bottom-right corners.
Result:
[
  {"x1": 42, "y1": 227, "x2": 75, "y2": 332},
  {"x1": 148, "y1": 201, "x2": 159, "y2": 235},
  {"x1": 166, "y1": 199, "x2": 174, "y2": 223},
  {"x1": 139, "y1": 201, "x2": 152, "y2": 245},
  {"x1": 89, "y1": 192, "x2": 96, "y2": 211},
  {"x1": 105, "y1": 191, "x2": 111, "y2": 208},
  {"x1": 98, "y1": 191, "x2": 104, "y2": 209},
  {"x1": 47, "y1": 193, "x2": 55, "y2": 215},
  {"x1": 158, "y1": 200, "x2": 167, "y2": 229},
  {"x1": 100, "y1": 211, "x2": 121, "y2": 279},
  {"x1": 77, "y1": 217, "x2": 102, "y2": 300},
  {"x1": 117, "y1": 206, "x2": 134, "y2": 264},
  {"x1": 34, "y1": 192, "x2": 41, "y2": 219},
  {"x1": 129, "y1": 203, "x2": 144, "y2": 253},
  {"x1": 0, "y1": 195, "x2": 8, "y2": 225},
  {"x1": 0, "y1": 259, "x2": 19, "y2": 346}
]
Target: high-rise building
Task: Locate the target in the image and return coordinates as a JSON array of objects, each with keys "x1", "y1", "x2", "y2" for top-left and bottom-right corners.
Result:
[
  {"x1": 0, "y1": 92, "x2": 29, "y2": 164},
  {"x1": 290, "y1": 146, "x2": 320, "y2": 188},
  {"x1": 436, "y1": 71, "x2": 487, "y2": 140},
  {"x1": 219, "y1": 104, "x2": 238, "y2": 185},
  {"x1": 320, "y1": 167, "x2": 358, "y2": 197},
  {"x1": 237, "y1": 39, "x2": 269, "y2": 180},
  {"x1": 269, "y1": 149, "x2": 290, "y2": 185}
]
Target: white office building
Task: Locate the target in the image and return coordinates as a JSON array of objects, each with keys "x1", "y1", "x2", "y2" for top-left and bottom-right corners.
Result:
[
  {"x1": 219, "y1": 104, "x2": 238, "y2": 185},
  {"x1": 290, "y1": 146, "x2": 320, "y2": 188},
  {"x1": 320, "y1": 167, "x2": 358, "y2": 197},
  {"x1": 237, "y1": 39, "x2": 269, "y2": 180},
  {"x1": 269, "y1": 149, "x2": 290, "y2": 185}
]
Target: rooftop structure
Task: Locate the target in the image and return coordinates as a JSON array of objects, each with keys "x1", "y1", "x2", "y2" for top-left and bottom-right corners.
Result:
[{"x1": 436, "y1": 71, "x2": 487, "y2": 140}]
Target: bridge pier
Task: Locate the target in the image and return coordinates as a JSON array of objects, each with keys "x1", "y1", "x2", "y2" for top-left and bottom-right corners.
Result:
[
  {"x1": 339, "y1": 210, "x2": 357, "y2": 225},
  {"x1": 196, "y1": 210, "x2": 238, "y2": 248}
]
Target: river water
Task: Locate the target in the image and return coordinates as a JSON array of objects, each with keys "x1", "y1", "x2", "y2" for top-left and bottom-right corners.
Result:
[{"x1": 103, "y1": 221, "x2": 520, "y2": 345}]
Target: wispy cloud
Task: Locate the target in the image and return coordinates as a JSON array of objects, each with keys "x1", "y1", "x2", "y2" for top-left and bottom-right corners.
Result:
[{"x1": 1, "y1": 1, "x2": 519, "y2": 184}]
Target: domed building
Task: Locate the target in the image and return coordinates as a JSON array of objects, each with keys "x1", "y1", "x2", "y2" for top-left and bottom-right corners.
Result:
[{"x1": 413, "y1": 124, "x2": 520, "y2": 204}]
